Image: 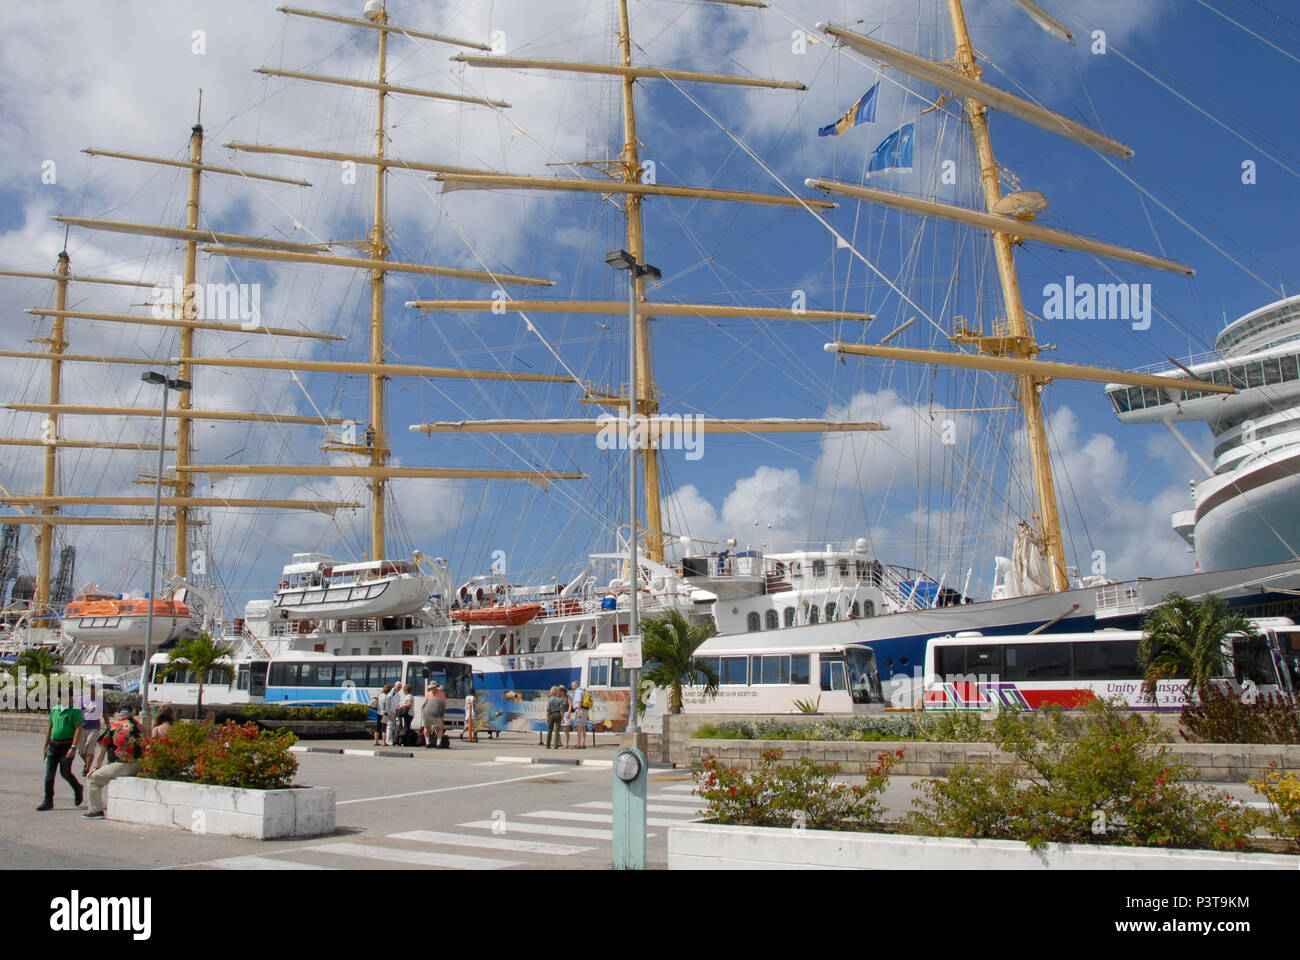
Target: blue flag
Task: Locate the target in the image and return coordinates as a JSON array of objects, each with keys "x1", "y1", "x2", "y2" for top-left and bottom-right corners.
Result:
[
  {"x1": 866, "y1": 122, "x2": 914, "y2": 175},
  {"x1": 817, "y1": 83, "x2": 879, "y2": 137}
]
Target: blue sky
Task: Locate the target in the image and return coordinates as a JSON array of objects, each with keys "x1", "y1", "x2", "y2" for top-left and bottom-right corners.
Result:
[{"x1": 0, "y1": 0, "x2": 1297, "y2": 614}]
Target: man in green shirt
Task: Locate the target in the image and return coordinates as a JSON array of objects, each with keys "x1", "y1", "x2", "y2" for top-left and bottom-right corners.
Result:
[{"x1": 39, "y1": 685, "x2": 84, "y2": 811}]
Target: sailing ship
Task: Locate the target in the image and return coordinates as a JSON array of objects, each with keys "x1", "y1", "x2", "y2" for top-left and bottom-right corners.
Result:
[{"x1": 3, "y1": 1, "x2": 1298, "y2": 719}]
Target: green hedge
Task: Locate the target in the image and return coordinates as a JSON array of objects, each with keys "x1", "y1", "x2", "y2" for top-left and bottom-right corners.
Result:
[
  {"x1": 241, "y1": 703, "x2": 369, "y2": 722},
  {"x1": 692, "y1": 711, "x2": 994, "y2": 743}
]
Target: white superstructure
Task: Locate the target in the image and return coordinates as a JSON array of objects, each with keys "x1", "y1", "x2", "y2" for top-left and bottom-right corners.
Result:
[{"x1": 1106, "y1": 294, "x2": 1300, "y2": 570}]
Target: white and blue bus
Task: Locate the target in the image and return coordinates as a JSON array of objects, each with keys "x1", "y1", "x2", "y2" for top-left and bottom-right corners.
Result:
[{"x1": 264, "y1": 653, "x2": 475, "y2": 728}]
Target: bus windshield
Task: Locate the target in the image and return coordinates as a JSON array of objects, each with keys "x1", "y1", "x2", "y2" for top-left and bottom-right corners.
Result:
[{"x1": 844, "y1": 646, "x2": 883, "y2": 704}]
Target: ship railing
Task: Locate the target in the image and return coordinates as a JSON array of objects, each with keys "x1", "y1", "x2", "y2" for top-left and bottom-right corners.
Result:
[{"x1": 1095, "y1": 579, "x2": 1148, "y2": 617}]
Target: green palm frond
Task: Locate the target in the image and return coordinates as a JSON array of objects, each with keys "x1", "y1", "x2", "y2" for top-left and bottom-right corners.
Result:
[
  {"x1": 160, "y1": 633, "x2": 235, "y2": 715},
  {"x1": 640, "y1": 609, "x2": 719, "y2": 714},
  {"x1": 1138, "y1": 593, "x2": 1259, "y2": 699},
  {"x1": 15, "y1": 646, "x2": 63, "y2": 677}
]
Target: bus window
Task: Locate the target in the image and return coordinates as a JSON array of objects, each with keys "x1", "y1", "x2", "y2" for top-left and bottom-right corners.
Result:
[
  {"x1": 720, "y1": 656, "x2": 748, "y2": 685},
  {"x1": 965, "y1": 645, "x2": 1001, "y2": 676},
  {"x1": 609, "y1": 659, "x2": 630, "y2": 688},
  {"x1": 821, "y1": 656, "x2": 847, "y2": 691},
  {"x1": 268, "y1": 662, "x2": 299, "y2": 687},
  {"x1": 1231, "y1": 637, "x2": 1277, "y2": 685},
  {"x1": 1003, "y1": 643, "x2": 1071, "y2": 680},
  {"x1": 237, "y1": 664, "x2": 250, "y2": 691},
  {"x1": 1072, "y1": 640, "x2": 1140, "y2": 679},
  {"x1": 759, "y1": 655, "x2": 790, "y2": 684},
  {"x1": 790, "y1": 655, "x2": 810, "y2": 685},
  {"x1": 367, "y1": 661, "x2": 401, "y2": 688},
  {"x1": 934, "y1": 645, "x2": 966, "y2": 678},
  {"x1": 694, "y1": 656, "x2": 721, "y2": 686},
  {"x1": 589, "y1": 658, "x2": 609, "y2": 687}
]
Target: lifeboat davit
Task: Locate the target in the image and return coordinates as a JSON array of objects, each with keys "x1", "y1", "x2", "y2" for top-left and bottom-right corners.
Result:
[{"x1": 451, "y1": 604, "x2": 543, "y2": 627}]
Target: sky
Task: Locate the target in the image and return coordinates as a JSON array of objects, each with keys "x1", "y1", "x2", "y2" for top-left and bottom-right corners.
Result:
[{"x1": 0, "y1": 0, "x2": 1297, "y2": 615}]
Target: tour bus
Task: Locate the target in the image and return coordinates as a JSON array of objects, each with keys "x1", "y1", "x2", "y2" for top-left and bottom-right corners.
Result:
[
  {"x1": 264, "y1": 653, "x2": 475, "y2": 728},
  {"x1": 921, "y1": 621, "x2": 1297, "y2": 712},
  {"x1": 146, "y1": 654, "x2": 266, "y2": 706}
]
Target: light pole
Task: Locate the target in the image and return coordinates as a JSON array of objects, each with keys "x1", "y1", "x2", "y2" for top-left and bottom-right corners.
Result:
[
  {"x1": 140, "y1": 371, "x2": 190, "y2": 731},
  {"x1": 604, "y1": 249, "x2": 660, "y2": 735}
]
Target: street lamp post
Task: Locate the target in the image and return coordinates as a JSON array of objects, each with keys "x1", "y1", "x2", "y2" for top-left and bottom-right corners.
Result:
[
  {"x1": 604, "y1": 249, "x2": 660, "y2": 735},
  {"x1": 140, "y1": 371, "x2": 190, "y2": 732}
]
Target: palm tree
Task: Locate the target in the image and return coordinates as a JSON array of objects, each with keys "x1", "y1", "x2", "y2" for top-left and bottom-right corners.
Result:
[
  {"x1": 640, "y1": 609, "x2": 719, "y2": 714},
  {"x1": 160, "y1": 634, "x2": 235, "y2": 718},
  {"x1": 1138, "y1": 593, "x2": 1260, "y2": 699},
  {"x1": 15, "y1": 645, "x2": 62, "y2": 672},
  {"x1": 13, "y1": 646, "x2": 63, "y2": 706}
]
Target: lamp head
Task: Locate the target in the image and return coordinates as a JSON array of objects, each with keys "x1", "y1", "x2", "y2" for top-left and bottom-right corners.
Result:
[
  {"x1": 141, "y1": 371, "x2": 167, "y2": 385},
  {"x1": 605, "y1": 249, "x2": 635, "y2": 271}
]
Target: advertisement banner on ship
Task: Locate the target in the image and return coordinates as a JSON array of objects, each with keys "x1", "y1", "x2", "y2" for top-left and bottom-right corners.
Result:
[{"x1": 472, "y1": 688, "x2": 632, "y2": 733}]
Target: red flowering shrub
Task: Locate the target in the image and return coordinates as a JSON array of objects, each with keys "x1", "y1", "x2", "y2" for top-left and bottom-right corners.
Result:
[{"x1": 140, "y1": 720, "x2": 298, "y2": 790}]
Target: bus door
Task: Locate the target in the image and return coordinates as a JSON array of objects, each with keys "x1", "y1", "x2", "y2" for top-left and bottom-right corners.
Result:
[{"x1": 250, "y1": 661, "x2": 268, "y2": 698}]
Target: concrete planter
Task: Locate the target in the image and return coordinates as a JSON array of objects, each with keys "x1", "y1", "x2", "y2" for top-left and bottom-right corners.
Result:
[
  {"x1": 106, "y1": 777, "x2": 335, "y2": 840},
  {"x1": 668, "y1": 821, "x2": 1297, "y2": 870}
]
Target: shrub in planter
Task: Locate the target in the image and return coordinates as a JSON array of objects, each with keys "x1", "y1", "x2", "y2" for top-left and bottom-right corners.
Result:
[
  {"x1": 1180, "y1": 687, "x2": 1300, "y2": 744},
  {"x1": 140, "y1": 720, "x2": 299, "y2": 790},
  {"x1": 1248, "y1": 765, "x2": 1300, "y2": 852},
  {"x1": 903, "y1": 699, "x2": 1263, "y2": 851},
  {"x1": 694, "y1": 748, "x2": 902, "y2": 829},
  {"x1": 240, "y1": 703, "x2": 367, "y2": 722},
  {"x1": 104, "y1": 691, "x2": 142, "y2": 715}
]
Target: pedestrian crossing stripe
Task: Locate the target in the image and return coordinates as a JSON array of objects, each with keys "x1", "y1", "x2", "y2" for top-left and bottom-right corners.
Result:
[
  {"x1": 389, "y1": 829, "x2": 594, "y2": 855},
  {"x1": 304, "y1": 841, "x2": 521, "y2": 870},
  {"x1": 458, "y1": 819, "x2": 659, "y2": 841},
  {"x1": 521, "y1": 810, "x2": 693, "y2": 828},
  {"x1": 576, "y1": 800, "x2": 701, "y2": 815}
]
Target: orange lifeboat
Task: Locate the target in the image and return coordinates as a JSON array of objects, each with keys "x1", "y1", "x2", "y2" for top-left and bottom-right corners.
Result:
[{"x1": 451, "y1": 603, "x2": 543, "y2": 627}]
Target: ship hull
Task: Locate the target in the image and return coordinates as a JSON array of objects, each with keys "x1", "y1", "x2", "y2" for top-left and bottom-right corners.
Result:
[
  {"x1": 757, "y1": 558, "x2": 1300, "y2": 685},
  {"x1": 1192, "y1": 450, "x2": 1300, "y2": 571},
  {"x1": 62, "y1": 614, "x2": 195, "y2": 648}
]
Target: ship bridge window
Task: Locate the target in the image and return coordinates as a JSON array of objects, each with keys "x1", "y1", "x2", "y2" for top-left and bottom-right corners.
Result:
[
  {"x1": 808, "y1": 605, "x2": 819, "y2": 624},
  {"x1": 1263, "y1": 357, "x2": 1284, "y2": 385},
  {"x1": 838, "y1": 560, "x2": 849, "y2": 577},
  {"x1": 783, "y1": 607, "x2": 795, "y2": 627},
  {"x1": 765, "y1": 610, "x2": 779, "y2": 630},
  {"x1": 825, "y1": 602, "x2": 837, "y2": 621},
  {"x1": 746, "y1": 612, "x2": 761, "y2": 632},
  {"x1": 812, "y1": 559, "x2": 826, "y2": 578},
  {"x1": 1246, "y1": 362, "x2": 1265, "y2": 388},
  {"x1": 862, "y1": 600, "x2": 875, "y2": 617}
]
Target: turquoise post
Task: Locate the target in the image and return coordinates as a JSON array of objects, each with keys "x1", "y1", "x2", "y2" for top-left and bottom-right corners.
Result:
[{"x1": 611, "y1": 748, "x2": 647, "y2": 869}]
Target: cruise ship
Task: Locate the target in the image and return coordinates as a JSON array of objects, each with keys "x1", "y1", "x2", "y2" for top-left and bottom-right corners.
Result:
[{"x1": 1106, "y1": 295, "x2": 1300, "y2": 571}]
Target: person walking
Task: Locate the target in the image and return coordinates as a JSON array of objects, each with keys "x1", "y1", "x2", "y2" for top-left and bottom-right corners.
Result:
[
  {"x1": 76, "y1": 682, "x2": 102, "y2": 776},
  {"x1": 545, "y1": 685, "x2": 567, "y2": 750},
  {"x1": 463, "y1": 688, "x2": 477, "y2": 742},
  {"x1": 375, "y1": 683, "x2": 393, "y2": 746},
  {"x1": 423, "y1": 682, "x2": 446, "y2": 749},
  {"x1": 82, "y1": 705, "x2": 163, "y2": 820},
  {"x1": 39, "y1": 685, "x2": 84, "y2": 810}
]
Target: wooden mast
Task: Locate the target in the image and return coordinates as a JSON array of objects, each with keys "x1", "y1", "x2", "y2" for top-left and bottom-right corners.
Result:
[
  {"x1": 946, "y1": 0, "x2": 1067, "y2": 591},
  {"x1": 367, "y1": 5, "x2": 390, "y2": 563},
  {"x1": 173, "y1": 121, "x2": 203, "y2": 580},
  {"x1": 34, "y1": 250, "x2": 70, "y2": 621},
  {"x1": 616, "y1": 0, "x2": 663, "y2": 562}
]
